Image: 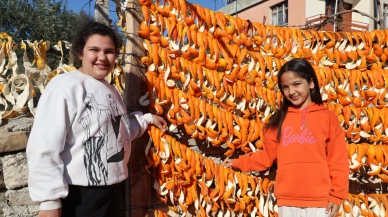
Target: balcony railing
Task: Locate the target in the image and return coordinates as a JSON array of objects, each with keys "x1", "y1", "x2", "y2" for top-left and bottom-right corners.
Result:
[{"x1": 305, "y1": 14, "x2": 369, "y2": 32}]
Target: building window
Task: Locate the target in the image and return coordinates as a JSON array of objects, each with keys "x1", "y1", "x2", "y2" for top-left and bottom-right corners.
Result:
[
  {"x1": 325, "y1": 0, "x2": 336, "y2": 15},
  {"x1": 271, "y1": 1, "x2": 288, "y2": 26}
]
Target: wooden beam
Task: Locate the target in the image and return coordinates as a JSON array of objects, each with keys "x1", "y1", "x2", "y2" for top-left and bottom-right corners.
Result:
[
  {"x1": 95, "y1": 0, "x2": 109, "y2": 25},
  {"x1": 124, "y1": 1, "x2": 152, "y2": 217},
  {"x1": 336, "y1": 0, "x2": 344, "y2": 32}
]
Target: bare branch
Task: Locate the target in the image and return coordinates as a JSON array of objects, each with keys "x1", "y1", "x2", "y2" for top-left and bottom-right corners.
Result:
[
  {"x1": 300, "y1": 17, "x2": 334, "y2": 30},
  {"x1": 328, "y1": 9, "x2": 382, "y2": 23},
  {"x1": 300, "y1": 8, "x2": 384, "y2": 30}
]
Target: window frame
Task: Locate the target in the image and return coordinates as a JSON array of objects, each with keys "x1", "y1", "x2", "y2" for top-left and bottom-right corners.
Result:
[
  {"x1": 271, "y1": 1, "x2": 288, "y2": 26},
  {"x1": 325, "y1": 0, "x2": 336, "y2": 16}
]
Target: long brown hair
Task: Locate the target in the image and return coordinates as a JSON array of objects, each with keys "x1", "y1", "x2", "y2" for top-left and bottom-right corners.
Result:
[{"x1": 264, "y1": 58, "x2": 323, "y2": 142}]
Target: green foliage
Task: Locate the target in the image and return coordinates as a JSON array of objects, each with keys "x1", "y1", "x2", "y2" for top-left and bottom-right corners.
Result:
[{"x1": 0, "y1": 0, "x2": 92, "y2": 71}]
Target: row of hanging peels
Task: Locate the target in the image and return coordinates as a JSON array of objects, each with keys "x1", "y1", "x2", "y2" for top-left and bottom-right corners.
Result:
[
  {"x1": 131, "y1": 0, "x2": 388, "y2": 215},
  {"x1": 0, "y1": 33, "x2": 74, "y2": 123},
  {"x1": 148, "y1": 126, "x2": 388, "y2": 217},
  {"x1": 0, "y1": 33, "x2": 129, "y2": 125},
  {"x1": 134, "y1": 0, "x2": 388, "y2": 147}
]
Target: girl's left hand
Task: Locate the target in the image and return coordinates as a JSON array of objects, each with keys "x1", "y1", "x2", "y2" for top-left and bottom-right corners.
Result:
[
  {"x1": 151, "y1": 115, "x2": 167, "y2": 132},
  {"x1": 325, "y1": 202, "x2": 340, "y2": 217}
]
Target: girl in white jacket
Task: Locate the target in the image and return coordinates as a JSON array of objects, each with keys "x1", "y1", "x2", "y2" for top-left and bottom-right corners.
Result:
[{"x1": 27, "y1": 21, "x2": 166, "y2": 217}]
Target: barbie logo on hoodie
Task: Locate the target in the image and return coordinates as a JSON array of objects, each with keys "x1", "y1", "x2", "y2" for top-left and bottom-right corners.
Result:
[{"x1": 281, "y1": 127, "x2": 318, "y2": 146}]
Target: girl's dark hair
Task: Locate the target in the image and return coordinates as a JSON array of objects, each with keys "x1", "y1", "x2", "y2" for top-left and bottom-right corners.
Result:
[
  {"x1": 264, "y1": 58, "x2": 323, "y2": 142},
  {"x1": 72, "y1": 21, "x2": 122, "y2": 66}
]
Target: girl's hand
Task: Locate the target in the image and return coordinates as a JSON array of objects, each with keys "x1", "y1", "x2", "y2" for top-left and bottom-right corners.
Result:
[
  {"x1": 223, "y1": 158, "x2": 234, "y2": 168},
  {"x1": 38, "y1": 208, "x2": 62, "y2": 217},
  {"x1": 326, "y1": 201, "x2": 340, "y2": 217},
  {"x1": 151, "y1": 115, "x2": 167, "y2": 132}
]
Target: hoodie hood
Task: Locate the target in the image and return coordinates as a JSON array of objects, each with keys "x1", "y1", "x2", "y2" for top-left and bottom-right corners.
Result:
[
  {"x1": 287, "y1": 103, "x2": 326, "y2": 130},
  {"x1": 287, "y1": 103, "x2": 326, "y2": 113}
]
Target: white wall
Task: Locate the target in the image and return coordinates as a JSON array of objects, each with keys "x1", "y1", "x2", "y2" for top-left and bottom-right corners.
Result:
[
  {"x1": 304, "y1": 0, "x2": 384, "y2": 31},
  {"x1": 380, "y1": 0, "x2": 388, "y2": 29},
  {"x1": 344, "y1": 0, "x2": 388, "y2": 31},
  {"x1": 344, "y1": 0, "x2": 372, "y2": 31},
  {"x1": 305, "y1": 0, "x2": 326, "y2": 19}
]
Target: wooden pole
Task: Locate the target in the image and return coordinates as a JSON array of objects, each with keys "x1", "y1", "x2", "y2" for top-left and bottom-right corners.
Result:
[
  {"x1": 378, "y1": 1, "x2": 385, "y2": 29},
  {"x1": 95, "y1": 0, "x2": 110, "y2": 25},
  {"x1": 336, "y1": 0, "x2": 344, "y2": 32},
  {"x1": 124, "y1": 1, "x2": 152, "y2": 217},
  {"x1": 384, "y1": 7, "x2": 387, "y2": 29}
]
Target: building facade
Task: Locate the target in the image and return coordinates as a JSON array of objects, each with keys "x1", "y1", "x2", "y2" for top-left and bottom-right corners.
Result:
[{"x1": 218, "y1": 0, "x2": 388, "y2": 32}]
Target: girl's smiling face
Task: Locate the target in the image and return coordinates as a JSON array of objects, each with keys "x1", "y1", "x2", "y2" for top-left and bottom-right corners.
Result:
[
  {"x1": 280, "y1": 71, "x2": 314, "y2": 109},
  {"x1": 78, "y1": 34, "x2": 116, "y2": 80}
]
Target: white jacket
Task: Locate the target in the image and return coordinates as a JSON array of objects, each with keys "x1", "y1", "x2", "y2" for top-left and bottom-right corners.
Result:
[{"x1": 27, "y1": 71, "x2": 153, "y2": 210}]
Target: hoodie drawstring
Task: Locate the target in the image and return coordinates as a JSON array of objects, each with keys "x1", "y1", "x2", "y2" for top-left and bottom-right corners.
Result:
[{"x1": 300, "y1": 108, "x2": 307, "y2": 130}]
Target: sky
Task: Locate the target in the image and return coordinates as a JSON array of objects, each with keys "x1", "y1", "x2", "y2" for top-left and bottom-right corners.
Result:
[{"x1": 66, "y1": 0, "x2": 227, "y2": 20}]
